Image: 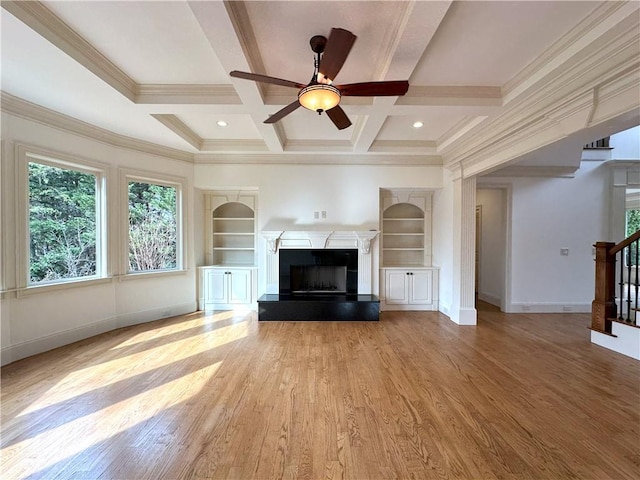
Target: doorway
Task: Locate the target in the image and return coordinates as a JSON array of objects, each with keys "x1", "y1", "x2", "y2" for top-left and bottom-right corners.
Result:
[{"x1": 476, "y1": 187, "x2": 508, "y2": 311}]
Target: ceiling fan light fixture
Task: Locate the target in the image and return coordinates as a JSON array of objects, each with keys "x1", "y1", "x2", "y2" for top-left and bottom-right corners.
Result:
[{"x1": 298, "y1": 84, "x2": 341, "y2": 113}]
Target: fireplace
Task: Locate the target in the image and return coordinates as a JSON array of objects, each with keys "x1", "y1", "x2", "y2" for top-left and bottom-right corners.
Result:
[
  {"x1": 258, "y1": 230, "x2": 379, "y2": 321},
  {"x1": 279, "y1": 248, "x2": 358, "y2": 295},
  {"x1": 291, "y1": 265, "x2": 346, "y2": 293}
]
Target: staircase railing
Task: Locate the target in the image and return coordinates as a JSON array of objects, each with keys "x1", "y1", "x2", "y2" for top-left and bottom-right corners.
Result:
[
  {"x1": 583, "y1": 137, "x2": 610, "y2": 149},
  {"x1": 592, "y1": 230, "x2": 640, "y2": 333}
]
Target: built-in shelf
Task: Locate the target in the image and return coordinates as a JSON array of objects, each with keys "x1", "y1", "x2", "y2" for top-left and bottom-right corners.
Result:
[
  {"x1": 380, "y1": 189, "x2": 432, "y2": 268},
  {"x1": 206, "y1": 192, "x2": 257, "y2": 266},
  {"x1": 379, "y1": 189, "x2": 437, "y2": 311}
]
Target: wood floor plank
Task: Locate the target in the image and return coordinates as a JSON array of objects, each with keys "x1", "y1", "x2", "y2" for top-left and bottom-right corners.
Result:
[{"x1": 2, "y1": 308, "x2": 639, "y2": 479}]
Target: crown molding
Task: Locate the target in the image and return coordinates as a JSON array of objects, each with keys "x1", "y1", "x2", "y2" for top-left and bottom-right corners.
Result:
[
  {"x1": 503, "y1": 1, "x2": 639, "y2": 104},
  {"x1": 441, "y1": 6, "x2": 640, "y2": 177},
  {"x1": 200, "y1": 139, "x2": 269, "y2": 153},
  {"x1": 1, "y1": 92, "x2": 194, "y2": 164},
  {"x1": 137, "y1": 85, "x2": 241, "y2": 105},
  {"x1": 369, "y1": 140, "x2": 438, "y2": 155},
  {"x1": 482, "y1": 165, "x2": 578, "y2": 178},
  {"x1": 400, "y1": 86, "x2": 502, "y2": 106},
  {"x1": 193, "y1": 153, "x2": 442, "y2": 166},
  {"x1": 2, "y1": 1, "x2": 137, "y2": 102},
  {"x1": 437, "y1": 116, "x2": 489, "y2": 152},
  {"x1": 284, "y1": 140, "x2": 354, "y2": 153}
]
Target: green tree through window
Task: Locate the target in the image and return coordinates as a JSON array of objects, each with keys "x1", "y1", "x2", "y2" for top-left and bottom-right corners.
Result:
[
  {"x1": 625, "y1": 209, "x2": 640, "y2": 266},
  {"x1": 128, "y1": 182, "x2": 177, "y2": 272},
  {"x1": 29, "y1": 162, "x2": 97, "y2": 283},
  {"x1": 626, "y1": 209, "x2": 640, "y2": 237}
]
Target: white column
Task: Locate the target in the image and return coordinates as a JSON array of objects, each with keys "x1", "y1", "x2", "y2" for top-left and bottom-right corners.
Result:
[{"x1": 450, "y1": 167, "x2": 477, "y2": 325}]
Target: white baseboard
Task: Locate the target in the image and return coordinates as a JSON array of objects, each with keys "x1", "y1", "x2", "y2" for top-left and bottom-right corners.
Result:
[
  {"x1": 505, "y1": 302, "x2": 591, "y2": 314},
  {"x1": 1, "y1": 301, "x2": 197, "y2": 366},
  {"x1": 115, "y1": 302, "x2": 196, "y2": 329},
  {"x1": 380, "y1": 302, "x2": 438, "y2": 311},
  {"x1": 477, "y1": 292, "x2": 501, "y2": 308}
]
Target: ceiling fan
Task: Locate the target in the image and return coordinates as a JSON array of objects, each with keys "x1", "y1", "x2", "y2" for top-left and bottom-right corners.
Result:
[{"x1": 230, "y1": 28, "x2": 409, "y2": 130}]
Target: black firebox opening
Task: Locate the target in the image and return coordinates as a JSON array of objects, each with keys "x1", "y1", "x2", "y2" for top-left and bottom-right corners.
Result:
[{"x1": 279, "y1": 249, "x2": 358, "y2": 295}]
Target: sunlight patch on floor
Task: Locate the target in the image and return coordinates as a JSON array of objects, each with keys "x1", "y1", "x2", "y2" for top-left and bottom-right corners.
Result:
[
  {"x1": 109, "y1": 311, "x2": 238, "y2": 351},
  {"x1": 17, "y1": 319, "x2": 249, "y2": 416},
  {"x1": 1, "y1": 361, "x2": 222, "y2": 479}
]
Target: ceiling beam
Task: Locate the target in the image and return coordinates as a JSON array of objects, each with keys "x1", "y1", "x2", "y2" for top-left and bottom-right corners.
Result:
[
  {"x1": 187, "y1": 1, "x2": 285, "y2": 153},
  {"x1": 2, "y1": 0, "x2": 137, "y2": 102}
]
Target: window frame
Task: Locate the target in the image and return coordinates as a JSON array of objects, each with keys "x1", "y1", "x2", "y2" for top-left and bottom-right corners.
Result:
[
  {"x1": 16, "y1": 144, "x2": 109, "y2": 293},
  {"x1": 120, "y1": 169, "x2": 187, "y2": 278}
]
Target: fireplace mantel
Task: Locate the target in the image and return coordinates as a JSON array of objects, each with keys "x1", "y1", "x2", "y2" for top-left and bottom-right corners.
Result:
[
  {"x1": 261, "y1": 230, "x2": 379, "y2": 254},
  {"x1": 261, "y1": 229, "x2": 379, "y2": 294}
]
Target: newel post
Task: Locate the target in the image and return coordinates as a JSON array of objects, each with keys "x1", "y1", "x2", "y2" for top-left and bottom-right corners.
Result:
[{"x1": 592, "y1": 242, "x2": 616, "y2": 333}]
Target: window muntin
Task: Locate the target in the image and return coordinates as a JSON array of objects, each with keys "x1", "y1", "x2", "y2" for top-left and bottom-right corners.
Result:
[
  {"x1": 28, "y1": 160, "x2": 101, "y2": 284},
  {"x1": 127, "y1": 180, "x2": 179, "y2": 273}
]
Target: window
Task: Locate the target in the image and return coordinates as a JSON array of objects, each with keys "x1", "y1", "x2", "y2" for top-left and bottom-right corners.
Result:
[
  {"x1": 127, "y1": 178, "x2": 182, "y2": 273},
  {"x1": 626, "y1": 208, "x2": 640, "y2": 237},
  {"x1": 23, "y1": 150, "x2": 106, "y2": 286},
  {"x1": 625, "y1": 188, "x2": 640, "y2": 266}
]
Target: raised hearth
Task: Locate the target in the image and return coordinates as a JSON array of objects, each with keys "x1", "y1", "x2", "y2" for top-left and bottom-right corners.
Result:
[{"x1": 258, "y1": 294, "x2": 379, "y2": 321}]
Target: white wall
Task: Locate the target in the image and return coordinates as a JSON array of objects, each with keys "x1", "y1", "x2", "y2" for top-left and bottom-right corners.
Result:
[
  {"x1": 194, "y1": 163, "x2": 444, "y2": 296},
  {"x1": 610, "y1": 126, "x2": 640, "y2": 160},
  {"x1": 505, "y1": 160, "x2": 609, "y2": 312},
  {"x1": 476, "y1": 188, "x2": 506, "y2": 308},
  {"x1": 1, "y1": 113, "x2": 197, "y2": 365}
]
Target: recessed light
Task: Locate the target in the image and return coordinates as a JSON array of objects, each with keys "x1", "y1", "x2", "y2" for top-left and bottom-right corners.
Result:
[
  {"x1": 216, "y1": 120, "x2": 228, "y2": 127},
  {"x1": 413, "y1": 121, "x2": 423, "y2": 129}
]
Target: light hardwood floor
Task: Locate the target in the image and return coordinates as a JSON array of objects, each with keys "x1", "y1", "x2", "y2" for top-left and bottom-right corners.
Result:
[{"x1": 2, "y1": 306, "x2": 639, "y2": 479}]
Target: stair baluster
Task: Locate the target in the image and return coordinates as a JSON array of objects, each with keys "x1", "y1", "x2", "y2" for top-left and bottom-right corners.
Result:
[{"x1": 593, "y1": 232, "x2": 640, "y2": 333}]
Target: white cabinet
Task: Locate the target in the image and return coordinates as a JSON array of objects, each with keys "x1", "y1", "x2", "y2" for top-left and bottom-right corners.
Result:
[
  {"x1": 381, "y1": 267, "x2": 439, "y2": 311},
  {"x1": 198, "y1": 266, "x2": 257, "y2": 311}
]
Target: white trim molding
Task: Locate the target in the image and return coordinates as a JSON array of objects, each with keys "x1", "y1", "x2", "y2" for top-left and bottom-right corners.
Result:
[
  {"x1": 1, "y1": 93, "x2": 194, "y2": 163},
  {"x1": 0, "y1": 301, "x2": 197, "y2": 366}
]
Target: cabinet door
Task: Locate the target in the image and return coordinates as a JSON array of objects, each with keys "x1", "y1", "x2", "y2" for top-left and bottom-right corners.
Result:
[
  {"x1": 205, "y1": 269, "x2": 227, "y2": 304},
  {"x1": 409, "y1": 270, "x2": 433, "y2": 305},
  {"x1": 227, "y1": 269, "x2": 252, "y2": 304},
  {"x1": 385, "y1": 270, "x2": 410, "y2": 304}
]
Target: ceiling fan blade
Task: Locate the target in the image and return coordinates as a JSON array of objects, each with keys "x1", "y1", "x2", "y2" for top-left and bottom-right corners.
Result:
[
  {"x1": 336, "y1": 81, "x2": 409, "y2": 97},
  {"x1": 319, "y1": 28, "x2": 357, "y2": 82},
  {"x1": 326, "y1": 105, "x2": 352, "y2": 130},
  {"x1": 230, "y1": 71, "x2": 306, "y2": 89},
  {"x1": 264, "y1": 100, "x2": 301, "y2": 124}
]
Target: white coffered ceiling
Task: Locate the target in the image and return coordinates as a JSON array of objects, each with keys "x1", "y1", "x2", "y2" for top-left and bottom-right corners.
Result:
[{"x1": 1, "y1": 0, "x2": 637, "y2": 167}]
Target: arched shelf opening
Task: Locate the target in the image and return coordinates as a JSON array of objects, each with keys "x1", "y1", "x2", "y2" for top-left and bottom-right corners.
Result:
[{"x1": 382, "y1": 202, "x2": 426, "y2": 267}]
